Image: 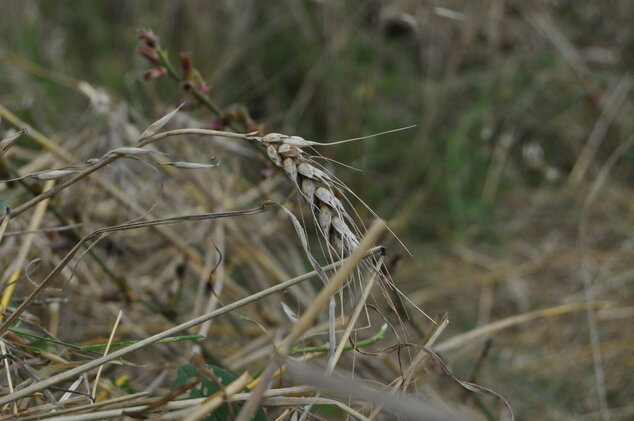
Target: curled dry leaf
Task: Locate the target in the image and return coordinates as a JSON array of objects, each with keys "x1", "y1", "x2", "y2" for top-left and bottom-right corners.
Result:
[
  {"x1": 0, "y1": 128, "x2": 27, "y2": 158},
  {"x1": 139, "y1": 104, "x2": 183, "y2": 139}
]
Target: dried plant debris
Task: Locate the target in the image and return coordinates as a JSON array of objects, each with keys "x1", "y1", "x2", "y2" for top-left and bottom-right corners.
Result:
[{"x1": 1, "y1": 167, "x2": 82, "y2": 183}]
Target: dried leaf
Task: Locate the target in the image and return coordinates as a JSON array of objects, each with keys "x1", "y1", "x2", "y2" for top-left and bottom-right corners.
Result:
[
  {"x1": 159, "y1": 161, "x2": 219, "y2": 169},
  {"x1": 0, "y1": 129, "x2": 26, "y2": 158},
  {"x1": 281, "y1": 302, "x2": 299, "y2": 323},
  {"x1": 106, "y1": 147, "x2": 167, "y2": 157},
  {"x1": 277, "y1": 204, "x2": 330, "y2": 285},
  {"x1": 140, "y1": 105, "x2": 182, "y2": 139},
  {"x1": 33, "y1": 170, "x2": 80, "y2": 180}
]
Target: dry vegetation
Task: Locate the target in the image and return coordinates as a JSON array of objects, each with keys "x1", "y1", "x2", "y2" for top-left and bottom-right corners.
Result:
[{"x1": 1, "y1": 1, "x2": 633, "y2": 420}]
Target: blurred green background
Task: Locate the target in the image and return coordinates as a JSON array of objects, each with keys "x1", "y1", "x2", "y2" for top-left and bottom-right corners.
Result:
[{"x1": 1, "y1": 1, "x2": 633, "y2": 420}]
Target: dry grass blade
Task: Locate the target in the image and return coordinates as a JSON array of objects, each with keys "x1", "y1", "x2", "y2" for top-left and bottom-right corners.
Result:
[
  {"x1": 423, "y1": 348, "x2": 514, "y2": 421},
  {"x1": 91, "y1": 310, "x2": 122, "y2": 400},
  {"x1": 0, "y1": 180, "x2": 55, "y2": 319},
  {"x1": 328, "y1": 254, "x2": 385, "y2": 372},
  {"x1": 405, "y1": 315, "x2": 449, "y2": 382},
  {"x1": 0, "y1": 340, "x2": 15, "y2": 415},
  {"x1": 20, "y1": 387, "x2": 313, "y2": 420},
  {"x1": 5, "y1": 392, "x2": 151, "y2": 421},
  {"x1": 2, "y1": 223, "x2": 83, "y2": 238},
  {"x1": 0, "y1": 208, "x2": 10, "y2": 243},
  {"x1": 434, "y1": 301, "x2": 613, "y2": 353},
  {"x1": 286, "y1": 359, "x2": 466, "y2": 421},
  {"x1": 257, "y1": 397, "x2": 372, "y2": 421}
]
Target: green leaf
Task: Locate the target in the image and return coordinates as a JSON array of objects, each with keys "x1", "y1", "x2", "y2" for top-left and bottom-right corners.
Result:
[
  {"x1": 172, "y1": 364, "x2": 266, "y2": 421},
  {"x1": 173, "y1": 364, "x2": 199, "y2": 388}
]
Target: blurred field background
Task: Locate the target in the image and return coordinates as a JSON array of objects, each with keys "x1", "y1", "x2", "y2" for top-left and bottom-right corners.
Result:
[{"x1": 1, "y1": 1, "x2": 633, "y2": 420}]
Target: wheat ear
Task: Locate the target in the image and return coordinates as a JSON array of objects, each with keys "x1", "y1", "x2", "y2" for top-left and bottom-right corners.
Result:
[{"x1": 261, "y1": 133, "x2": 361, "y2": 258}]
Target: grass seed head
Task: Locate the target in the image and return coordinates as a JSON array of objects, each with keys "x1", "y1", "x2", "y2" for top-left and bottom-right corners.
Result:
[{"x1": 262, "y1": 132, "x2": 361, "y2": 257}]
